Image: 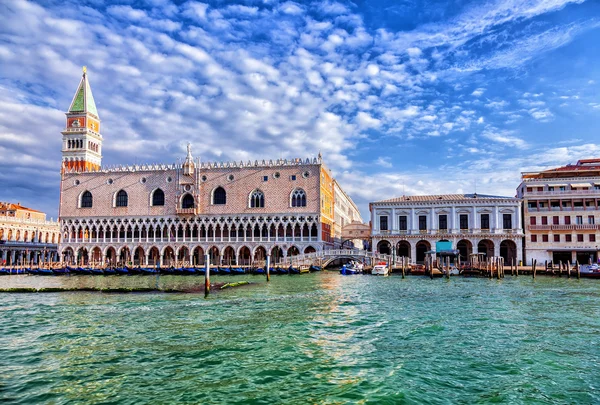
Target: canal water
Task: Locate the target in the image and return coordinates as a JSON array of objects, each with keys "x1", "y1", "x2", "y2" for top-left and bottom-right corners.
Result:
[{"x1": 1, "y1": 273, "x2": 600, "y2": 404}]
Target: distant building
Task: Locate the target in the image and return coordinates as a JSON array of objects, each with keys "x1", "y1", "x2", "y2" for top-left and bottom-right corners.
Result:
[
  {"x1": 342, "y1": 221, "x2": 371, "y2": 250},
  {"x1": 0, "y1": 202, "x2": 60, "y2": 265},
  {"x1": 517, "y1": 159, "x2": 600, "y2": 264},
  {"x1": 58, "y1": 69, "x2": 360, "y2": 267},
  {"x1": 333, "y1": 180, "x2": 364, "y2": 249},
  {"x1": 370, "y1": 194, "x2": 523, "y2": 264}
]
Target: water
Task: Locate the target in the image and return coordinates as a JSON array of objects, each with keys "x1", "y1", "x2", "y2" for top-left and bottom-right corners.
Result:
[{"x1": 1, "y1": 273, "x2": 600, "y2": 404}]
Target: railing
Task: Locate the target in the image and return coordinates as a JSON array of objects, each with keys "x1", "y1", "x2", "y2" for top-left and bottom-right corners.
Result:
[
  {"x1": 0, "y1": 215, "x2": 59, "y2": 226},
  {"x1": 176, "y1": 208, "x2": 197, "y2": 215},
  {"x1": 527, "y1": 207, "x2": 594, "y2": 212},
  {"x1": 525, "y1": 189, "x2": 600, "y2": 196},
  {"x1": 527, "y1": 224, "x2": 600, "y2": 231}
]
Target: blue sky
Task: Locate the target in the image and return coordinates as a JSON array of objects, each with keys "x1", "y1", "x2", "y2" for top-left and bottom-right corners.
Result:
[{"x1": 1, "y1": 0, "x2": 600, "y2": 220}]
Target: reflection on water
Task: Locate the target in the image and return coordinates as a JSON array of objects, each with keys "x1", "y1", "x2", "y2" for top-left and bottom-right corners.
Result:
[{"x1": 1, "y1": 273, "x2": 600, "y2": 404}]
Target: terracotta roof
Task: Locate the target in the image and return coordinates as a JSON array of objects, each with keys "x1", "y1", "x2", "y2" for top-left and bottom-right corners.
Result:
[
  {"x1": 373, "y1": 193, "x2": 513, "y2": 204},
  {"x1": 0, "y1": 202, "x2": 42, "y2": 213},
  {"x1": 542, "y1": 159, "x2": 600, "y2": 173}
]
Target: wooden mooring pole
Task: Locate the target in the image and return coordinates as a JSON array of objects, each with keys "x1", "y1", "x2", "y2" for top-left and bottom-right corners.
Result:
[
  {"x1": 532, "y1": 259, "x2": 537, "y2": 279},
  {"x1": 266, "y1": 254, "x2": 271, "y2": 282},
  {"x1": 566, "y1": 262, "x2": 570, "y2": 279},
  {"x1": 576, "y1": 260, "x2": 580, "y2": 280},
  {"x1": 401, "y1": 257, "x2": 405, "y2": 279},
  {"x1": 205, "y1": 253, "x2": 211, "y2": 298}
]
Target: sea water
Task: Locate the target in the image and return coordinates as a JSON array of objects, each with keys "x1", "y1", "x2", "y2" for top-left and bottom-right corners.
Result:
[{"x1": 1, "y1": 273, "x2": 600, "y2": 404}]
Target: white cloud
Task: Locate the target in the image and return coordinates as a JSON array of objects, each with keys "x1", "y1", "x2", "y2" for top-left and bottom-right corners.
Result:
[{"x1": 471, "y1": 88, "x2": 485, "y2": 97}]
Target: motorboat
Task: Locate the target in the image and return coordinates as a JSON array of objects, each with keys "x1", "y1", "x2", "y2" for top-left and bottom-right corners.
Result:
[
  {"x1": 580, "y1": 264, "x2": 600, "y2": 278},
  {"x1": 340, "y1": 264, "x2": 360, "y2": 275},
  {"x1": 371, "y1": 263, "x2": 389, "y2": 276}
]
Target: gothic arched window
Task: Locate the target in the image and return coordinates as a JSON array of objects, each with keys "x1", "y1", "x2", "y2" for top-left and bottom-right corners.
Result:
[
  {"x1": 291, "y1": 188, "x2": 307, "y2": 207},
  {"x1": 182, "y1": 194, "x2": 195, "y2": 209},
  {"x1": 152, "y1": 189, "x2": 165, "y2": 206},
  {"x1": 213, "y1": 187, "x2": 226, "y2": 205},
  {"x1": 81, "y1": 191, "x2": 93, "y2": 208},
  {"x1": 249, "y1": 189, "x2": 265, "y2": 208},
  {"x1": 116, "y1": 190, "x2": 128, "y2": 207}
]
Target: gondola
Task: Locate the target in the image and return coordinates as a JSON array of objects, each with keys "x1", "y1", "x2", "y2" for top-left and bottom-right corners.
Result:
[
  {"x1": 52, "y1": 268, "x2": 70, "y2": 275},
  {"x1": 127, "y1": 267, "x2": 142, "y2": 275},
  {"x1": 0, "y1": 268, "x2": 9, "y2": 275},
  {"x1": 276, "y1": 267, "x2": 288, "y2": 274},
  {"x1": 253, "y1": 267, "x2": 266, "y2": 275},
  {"x1": 309, "y1": 265, "x2": 322, "y2": 272},
  {"x1": 219, "y1": 267, "x2": 231, "y2": 275},
  {"x1": 37, "y1": 268, "x2": 54, "y2": 276},
  {"x1": 209, "y1": 267, "x2": 219, "y2": 276},
  {"x1": 139, "y1": 267, "x2": 158, "y2": 275},
  {"x1": 181, "y1": 267, "x2": 196, "y2": 275},
  {"x1": 288, "y1": 266, "x2": 300, "y2": 274},
  {"x1": 103, "y1": 268, "x2": 116, "y2": 276},
  {"x1": 90, "y1": 268, "x2": 104, "y2": 275},
  {"x1": 115, "y1": 267, "x2": 129, "y2": 275},
  {"x1": 194, "y1": 267, "x2": 206, "y2": 275},
  {"x1": 230, "y1": 267, "x2": 245, "y2": 275}
]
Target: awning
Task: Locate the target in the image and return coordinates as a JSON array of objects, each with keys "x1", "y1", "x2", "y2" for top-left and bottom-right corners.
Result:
[
  {"x1": 548, "y1": 183, "x2": 568, "y2": 187},
  {"x1": 570, "y1": 183, "x2": 593, "y2": 188}
]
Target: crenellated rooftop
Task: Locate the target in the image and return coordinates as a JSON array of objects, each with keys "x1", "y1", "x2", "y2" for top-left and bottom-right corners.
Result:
[{"x1": 62, "y1": 156, "x2": 322, "y2": 174}]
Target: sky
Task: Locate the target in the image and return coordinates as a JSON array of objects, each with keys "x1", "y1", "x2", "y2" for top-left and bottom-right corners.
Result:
[{"x1": 1, "y1": 0, "x2": 600, "y2": 221}]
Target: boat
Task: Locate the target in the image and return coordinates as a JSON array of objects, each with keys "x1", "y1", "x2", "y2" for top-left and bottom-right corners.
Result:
[
  {"x1": 90, "y1": 268, "x2": 104, "y2": 275},
  {"x1": 181, "y1": 267, "x2": 196, "y2": 275},
  {"x1": 127, "y1": 267, "x2": 142, "y2": 275},
  {"x1": 230, "y1": 267, "x2": 245, "y2": 275},
  {"x1": 276, "y1": 267, "x2": 288, "y2": 274},
  {"x1": 52, "y1": 268, "x2": 70, "y2": 275},
  {"x1": 309, "y1": 265, "x2": 322, "y2": 272},
  {"x1": 288, "y1": 266, "x2": 300, "y2": 274},
  {"x1": 580, "y1": 264, "x2": 600, "y2": 278},
  {"x1": 195, "y1": 267, "x2": 206, "y2": 275},
  {"x1": 139, "y1": 267, "x2": 158, "y2": 275},
  {"x1": 218, "y1": 267, "x2": 231, "y2": 275},
  {"x1": 371, "y1": 263, "x2": 389, "y2": 276},
  {"x1": 38, "y1": 268, "x2": 54, "y2": 276},
  {"x1": 103, "y1": 268, "x2": 116, "y2": 275},
  {"x1": 0, "y1": 268, "x2": 9, "y2": 275},
  {"x1": 253, "y1": 267, "x2": 266, "y2": 275},
  {"x1": 340, "y1": 263, "x2": 361, "y2": 275},
  {"x1": 115, "y1": 267, "x2": 129, "y2": 275},
  {"x1": 209, "y1": 267, "x2": 220, "y2": 276}
]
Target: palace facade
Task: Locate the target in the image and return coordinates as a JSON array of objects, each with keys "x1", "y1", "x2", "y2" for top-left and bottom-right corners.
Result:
[
  {"x1": 0, "y1": 202, "x2": 60, "y2": 265},
  {"x1": 517, "y1": 159, "x2": 600, "y2": 264},
  {"x1": 58, "y1": 69, "x2": 361, "y2": 267},
  {"x1": 370, "y1": 194, "x2": 524, "y2": 264}
]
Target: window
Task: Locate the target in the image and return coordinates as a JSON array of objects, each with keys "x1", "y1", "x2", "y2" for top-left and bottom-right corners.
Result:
[
  {"x1": 588, "y1": 216, "x2": 595, "y2": 225},
  {"x1": 503, "y1": 214, "x2": 512, "y2": 229},
  {"x1": 553, "y1": 216, "x2": 559, "y2": 225},
  {"x1": 419, "y1": 215, "x2": 427, "y2": 231},
  {"x1": 213, "y1": 187, "x2": 226, "y2": 205},
  {"x1": 577, "y1": 234, "x2": 584, "y2": 242},
  {"x1": 379, "y1": 216, "x2": 388, "y2": 231},
  {"x1": 559, "y1": 186, "x2": 566, "y2": 191},
  {"x1": 250, "y1": 190, "x2": 265, "y2": 208},
  {"x1": 263, "y1": 176, "x2": 268, "y2": 182},
  {"x1": 399, "y1": 215, "x2": 407, "y2": 231},
  {"x1": 291, "y1": 175, "x2": 296, "y2": 181},
  {"x1": 548, "y1": 186, "x2": 554, "y2": 191},
  {"x1": 565, "y1": 216, "x2": 571, "y2": 225},
  {"x1": 542, "y1": 235, "x2": 549, "y2": 242},
  {"x1": 291, "y1": 189, "x2": 307, "y2": 207},
  {"x1": 182, "y1": 194, "x2": 195, "y2": 209},
  {"x1": 152, "y1": 189, "x2": 165, "y2": 206},
  {"x1": 530, "y1": 217, "x2": 536, "y2": 225},
  {"x1": 481, "y1": 214, "x2": 490, "y2": 230},
  {"x1": 116, "y1": 190, "x2": 128, "y2": 207},
  {"x1": 565, "y1": 234, "x2": 572, "y2": 242},
  {"x1": 576, "y1": 216, "x2": 583, "y2": 225},
  {"x1": 531, "y1": 235, "x2": 537, "y2": 242},
  {"x1": 554, "y1": 234, "x2": 560, "y2": 242},
  {"x1": 460, "y1": 214, "x2": 468, "y2": 230},
  {"x1": 81, "y1": 191, "x2": 92, "y2": 208},
  {"x1": 541, "y1": 216, "x2": 548, "y2": 225},
  {"x1": 438, "y1": 215, "x2": 447, "y2": 230},
  {"x1": 590, "y1": 234, "x2": 596, "y2": 242}
]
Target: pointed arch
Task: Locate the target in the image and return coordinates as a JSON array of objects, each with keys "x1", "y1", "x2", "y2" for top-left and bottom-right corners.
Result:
[
  {"x1": 181, "y1": 193, "x2": 195, "y2": 209},
  {"x1": 115, "y1": 190, "x2": 128, "y2": 207},
  {"x1": 249, "y1": 189, "x2": 265, "y2": 208},
  {"x1": 212, "y1": 186, "x2": 227, "y2": 205},
  {"x1": 291, "y1": 188, "x2": 307, "y2": 207},
  {"x1": 80, "y1": 190, "x2": 93, "y2": 208},
  {"x1": 151, "y1": 188, "x2": 165, "y2": 206}
]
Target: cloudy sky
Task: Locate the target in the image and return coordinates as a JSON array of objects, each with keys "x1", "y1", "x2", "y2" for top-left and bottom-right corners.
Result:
[{"x1": 1, "y1": 0, "x2": 600, "y2": 220}]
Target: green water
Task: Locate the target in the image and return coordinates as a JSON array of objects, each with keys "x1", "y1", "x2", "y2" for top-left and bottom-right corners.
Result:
[{"x1": 1, "y1": 273, "x2": 600, "y2": 404}]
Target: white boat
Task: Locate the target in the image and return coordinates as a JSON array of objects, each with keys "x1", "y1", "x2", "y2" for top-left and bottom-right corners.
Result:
[{"x1": 371, "y1": 263, "x2": 389, "y2": 276}]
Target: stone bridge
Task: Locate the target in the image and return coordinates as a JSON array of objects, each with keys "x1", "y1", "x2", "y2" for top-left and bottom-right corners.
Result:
[{"x1": 276, "y1": 249, "x2": 390, "y2": 268}]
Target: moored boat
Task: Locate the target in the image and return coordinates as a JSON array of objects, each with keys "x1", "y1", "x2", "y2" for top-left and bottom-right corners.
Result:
[
  {"x1": 37, "y1": 268, "x2": 54, "y2": 276},
  {"x1": 103, "y1": 268, "x2": 116, "y2": 276},
  {"x1": 372, "y1": 263, "x2": 389, "y2": 276},
  {"x1": 115, "y1": 267, "x2": 129, "y2": 275},
  {"x1": 288, "y1": 266, "x2": 300, "y2": 274},
  {"x1": 90, "y1": 268, "x2": 104, "y2": 275},
  {"x1": 580, "y1": 264, "x2": 600, "y2": 278},
  {"x1": 309, "y1": 265, "x2": 322, "y2": 272}
]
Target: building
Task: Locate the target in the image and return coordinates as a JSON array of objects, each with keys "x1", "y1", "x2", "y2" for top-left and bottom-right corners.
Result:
[
  {"x1": 333, "y1": 180, "x2": 363, "y2": 249},
  {"x1": 58, "y1": 69, "x2": 360, "y2": 267},
  {"x1": 370, "y1": 194, "x2": 523, "y2": 264},
  {"x1": 517, "y1": 159, "x2": 600, "y2": 264},
  {"x1": 0, "y1": 202, "x2": 60, "y2": 265}
]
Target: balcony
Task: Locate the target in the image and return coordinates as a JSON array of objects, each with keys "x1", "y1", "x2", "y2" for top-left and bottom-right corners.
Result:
[
  {"x1": 527, "y1": 224, "x2": 600, "y2": 231},
  {"x1": 176, "y1": 207, "x2": 197, "y2": 215},
  {"x1": 527, "y1": 206, "x2": 595, "y2": 212},
  {"x1": 525, "y1": 189, "x2": 600, "y2": 196}
]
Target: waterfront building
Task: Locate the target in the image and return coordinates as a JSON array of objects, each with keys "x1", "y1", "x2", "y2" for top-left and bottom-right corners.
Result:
[
  {"x1": 0, "y1": 202, "x2": 60, "y2": 265},
  {"x1": 517, "y1": 159, "x2": 600, "y2": 264},
  {"x1": 58, "y1": 69, "x2": 360, "y2": 266},
  {"x1": 333, "y1": 180, "x2": 363, "y2": 248},
  {"x1": 370, "y1": 194, "x2": 523, "y2": 264}
]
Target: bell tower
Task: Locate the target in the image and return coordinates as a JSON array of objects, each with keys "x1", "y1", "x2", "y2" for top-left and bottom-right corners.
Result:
[{"x1": 61, "y1": 67, "x2": 102, "y2": 172}]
